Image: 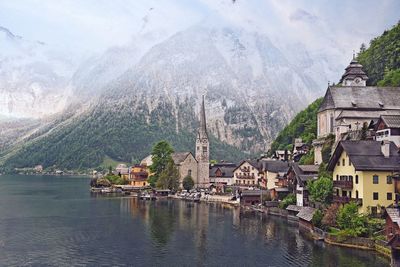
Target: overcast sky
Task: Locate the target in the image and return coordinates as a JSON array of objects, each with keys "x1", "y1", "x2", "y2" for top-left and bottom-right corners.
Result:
[{"x1": 0, "y1": 0, "x2": 399, "y2": 55}]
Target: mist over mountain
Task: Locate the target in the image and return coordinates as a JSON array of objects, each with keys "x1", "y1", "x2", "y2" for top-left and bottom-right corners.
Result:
[{"x1": 0, "y1": 0, "x2": 399, "y2": 168}]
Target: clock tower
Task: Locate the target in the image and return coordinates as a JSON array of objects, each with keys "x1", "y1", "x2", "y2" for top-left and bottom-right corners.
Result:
[
  {"x1": 195, "y1": 95, "x2": 210, "y2": 188},
  {"x1": 339, "y1": 54, "x2": 368, "y2": 86}
]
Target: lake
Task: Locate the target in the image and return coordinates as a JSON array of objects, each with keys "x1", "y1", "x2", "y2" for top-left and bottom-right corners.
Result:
[{"x1": 0, "y1": 175, "x2": 390, "y2": 266}]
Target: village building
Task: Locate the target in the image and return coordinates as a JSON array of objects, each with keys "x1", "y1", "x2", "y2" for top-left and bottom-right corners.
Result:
[
  {"x1": 115, "y1": 163, "x2": 129, "y2": 179},
  {"x1": 172, "y1": 152, "x2": 198, "y2": 187},
  {"x1": 233, "y1": 160, "x2": 261, "y2": 187},
  {"x1": 314, "y1": 57, "x2": 400, "y2": 164},
  {"x1": 274, "y1": 150, "x2": 291, "y2": 161},
  {"x1": 260, "y1": 160, "x2": 290, "y2": 199},
  {"x1": 296, "y1": 207, "x2": 316, "y2": 231},
  {"x1": 287, "y1": 163, "x2": 319, "y2": 207},
  {"x1": 385, "y1": 208, "x2": 400, "y2": 244},
  {"x1": 373, "y1": 115, "x2": 400, "y2": 147},
  {"x1": 34, "y1": 165, "x2": 43, "y2": 173},
  {"x1": 327, "y1": 140, "x2": 400, "y2": 214},
  {"x1": 240, "y1": 190, "x2": 268, "y2": 206},
  {"x1": 209, "y1": 162, "x2": 236, "y2": 187},
  {"x1": 292, "y1": 138, "x2": 310, "y2": 162},
  {"x1": 129, "y1": 164, "x2": 149, "y2": 187}
]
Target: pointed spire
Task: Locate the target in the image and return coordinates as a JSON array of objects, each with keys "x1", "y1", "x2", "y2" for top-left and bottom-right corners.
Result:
[
  {"x1": 353, "y1": 50, "x2": 355, "y2": 60},
  {"x1": 198, "y1": 95, "x2": 208, "y2": 139}
]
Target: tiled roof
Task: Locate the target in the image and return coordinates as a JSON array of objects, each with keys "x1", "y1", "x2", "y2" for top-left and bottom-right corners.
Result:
[
  {"x1": 336, "y1": 110, "x2": 400, "y2": 120},
  {"x1": 260, "y1": 160, "x2": 289, "y2": 173},
  {"x1": 328, "y1": 140, "x2": 400, "y2": 171},
  {"x1": 319, "y1": 86, "x2": 400, "y2": 112},
  {"x1": 339, "y1": 59, "x2": 368, "y2": 83},
  {"x1": 209, "y1": 164, "x2": 236, "y2": 178},
  {"x1": 297, "y1": 207, "x2": 316, "y2": 222},
  {"x1": 298, "y1": 165, "x2": 319, "y2": 173},
  {"x1": 286, "y1": 205, "x2": 302, "y2": 212},
  {"x1": 172, "y1": 152, "x2": 194, "y2": 165},
  {"x1": 386, "y1": 208, "x2": 400, "y2": 227},
  {"x1": 381, "y1": 115, "x2": 400, "y2": 128}
]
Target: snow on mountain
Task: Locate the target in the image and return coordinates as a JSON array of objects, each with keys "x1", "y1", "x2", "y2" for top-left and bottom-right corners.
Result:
[{"x1": 0, "y1": 26, "x2": 78, "y2": 118}]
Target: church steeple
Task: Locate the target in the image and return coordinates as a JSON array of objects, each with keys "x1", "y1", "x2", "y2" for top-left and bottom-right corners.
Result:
[
  {"x1": 198, "y1": 95, "x2": 208, "y2": 139},
  {"x1": 340, "y1": 55, "x2": 368, "y2": 86},
  {"x1": 195, "y1": 94, "x2": 210, "y2": 188}
]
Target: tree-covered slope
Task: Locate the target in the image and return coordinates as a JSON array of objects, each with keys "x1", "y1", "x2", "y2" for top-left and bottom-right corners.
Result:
[
  {"x1": 358, "y1": 21, "x2": 400, "y2": 86},
  {"x1": 269, "y1": 98, "x2": 322, "y2": 154},
  {"x1": 2, "y1": 98, "x2": 246, "y2": 170}
]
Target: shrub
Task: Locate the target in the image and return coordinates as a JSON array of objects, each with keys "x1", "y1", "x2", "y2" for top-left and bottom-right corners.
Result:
[
  {"x1": 312, "y1": 209, "x2": 323, "y2": 228},
  {"x1": 322, "y1": 203, "x2": 339, "y2": 228},
  {"x1": 337, "y1": 202, "x2": 368, "y2": 237},
  {"x1": 278, "y1": 193, "x2": 296, "y2": 209}
]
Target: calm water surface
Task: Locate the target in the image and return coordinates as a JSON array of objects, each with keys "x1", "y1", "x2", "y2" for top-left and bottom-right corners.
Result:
[{"x1": 0, "y1": 175, "x2": 390, "y2": 266}]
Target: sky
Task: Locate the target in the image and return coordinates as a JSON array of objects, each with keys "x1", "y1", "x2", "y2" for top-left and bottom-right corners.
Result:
[{"x1": 0, "y1": 0, "x2": 399, "y2": 56}]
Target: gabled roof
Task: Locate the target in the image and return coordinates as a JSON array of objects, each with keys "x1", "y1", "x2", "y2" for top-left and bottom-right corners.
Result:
[
  {"x1": 290, "y1": 163, "x2": 319, "y2": 186},
  {"x1": 296, "y1": 207, "x2": 316, "y2": 222},
  {"x1": 172, "y1": 152, "x2": 196, "y2": 165},
  {"x1": 233, "y1": 160, "x2": 261, "y2": 172},
  {"x1": 209, "y1": 164, "x2": 236, "y2": 178},
  {"x1": 260, "y1": 159, "x2": 289, "y2": 173},
  {"x1": 327, "y1": 140, "x2": 400, "y2": 172},
  {"x1": 381, "y1": 115, "x2": 400, "y2": 129},
  {"x1": 318, "y1": 86, "x2": 400, "y2": 112},
  {"x1": 386, "y1": 208, "x2": 400, "y2": 227}
]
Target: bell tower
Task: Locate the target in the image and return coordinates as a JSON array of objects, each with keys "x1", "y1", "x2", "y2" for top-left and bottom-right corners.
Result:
[
  {"x1": 195, "y1": 95, "x2": 210, "y2": 188},
  {"x1": 340, "y1": 53, "x2": 368, "y2": 86}
]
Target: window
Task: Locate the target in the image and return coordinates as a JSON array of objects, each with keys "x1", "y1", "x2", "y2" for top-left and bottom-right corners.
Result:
[
  {"x1": 349, "y1": 175, "x2": 353, "y2": 182},
  {"x1": 349, "y1": 160, "x2": 351, "y2": 166},
  {"x1": 387, "y1": 176, "x2": 393, "y2": 184},
  {"x1": 355, "y1": 175, "x2": 359, "y2": 184},
  {"x1": 373, "y1": 192, "x2": 379, "y2": 200},
  {"x1": 356, "y1": 190, "x2": 359, "y2": 199},
  {"x1": 349, "y1": 191, "x2": 352, "y2": 198},
  {"x1": 373, "y1": 175, "x2": 379, "y2": 184},
  {"x1": 337, "y1": 161, "x2": 340, "y2": 166},
  {"x1": 342, "y1": 159, "x2": 345, "y2": 166},
  {"x1": 387, "y1": 192, "x2": 393, "y2": 200},
  {"x1": 203, "y1": 146, "x2": 208, "y2": 153},
  {"x1": 188, "y1": 170, "x2": 192, "y2": 176}
]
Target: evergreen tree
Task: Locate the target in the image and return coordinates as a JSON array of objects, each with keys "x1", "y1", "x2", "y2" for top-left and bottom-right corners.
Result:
[
  {"x1": 182, "y1": 175, "x2": 195, "y2": 191},
  {"x1": 148, "y1": 140, "x2": 174, "y2": 187},
  {"x1": 156, "y1": 159, "x2": 180, "y2": 190}
]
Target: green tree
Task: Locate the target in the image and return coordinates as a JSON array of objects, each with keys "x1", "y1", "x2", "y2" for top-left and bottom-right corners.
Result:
[
  {"x1": 182, "y1": 175, "x2": 195, "y2": 191},
  {"x1": 308, "y1": 176, "x2": 333, "y2": 204},
  {"x1": 156, "y1": 159, "x2": 180, "y2": 190},
  {"x1": 337, "y1": 202, "x2": 368, "y2": 237},
  {"x1": 149, "y1": 140, "x2": 174, "y2": 187}
]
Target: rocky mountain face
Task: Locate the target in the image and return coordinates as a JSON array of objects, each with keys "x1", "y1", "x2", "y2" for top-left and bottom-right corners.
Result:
[{"x1": 0, "y1": 22, "x2": 339, "y2": 168}]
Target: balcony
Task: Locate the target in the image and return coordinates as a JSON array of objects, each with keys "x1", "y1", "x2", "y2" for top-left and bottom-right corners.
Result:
[
  {"x1": 333, "y1": 180, "x2": 353, "y2": 189},
  {"x1": 236, "y1": 174, "x2": 255, "y2": 179},
  {"x1": 333, "y1": 195, "x2": 362, "y2": 205},
  {"x1": 240, "y1": 167, "x2": 250, "y2": 173}
]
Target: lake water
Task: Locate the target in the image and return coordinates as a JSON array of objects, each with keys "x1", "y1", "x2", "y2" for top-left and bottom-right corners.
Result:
[{"x1": 0, "y1": 175, "x2": 390, "y2": 266}]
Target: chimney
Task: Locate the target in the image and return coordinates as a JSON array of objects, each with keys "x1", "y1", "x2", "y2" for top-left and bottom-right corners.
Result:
[{"x1": 381, "y1": 140, "x2": 390, "y2": 158}]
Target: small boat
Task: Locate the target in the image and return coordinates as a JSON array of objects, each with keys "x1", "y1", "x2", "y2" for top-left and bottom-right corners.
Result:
[
  {"x1": 140, "y1": 193, "x2": 157, "y2": 200},
  {"x1": 101, "y1": 187, "x2": 112, "y2": 193}
]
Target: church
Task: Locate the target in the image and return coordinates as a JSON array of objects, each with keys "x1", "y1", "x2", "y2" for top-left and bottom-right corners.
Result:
[
  {"x1": 141, "y1": 95, "x2": 210, "y2": 188},
  {"x1": 314, "y1": 56, "x2": 400, "y2": 164}
]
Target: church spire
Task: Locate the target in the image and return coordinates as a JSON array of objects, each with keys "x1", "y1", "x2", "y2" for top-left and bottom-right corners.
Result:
[{"x1": 198, "y1": 95, "x2": 208, "y2": 139}]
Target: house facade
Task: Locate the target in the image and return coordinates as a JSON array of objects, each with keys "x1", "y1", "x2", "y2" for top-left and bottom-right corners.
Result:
[
  {"x1": 129, "y1": 165, "x2": 149, "y2": 187},
  {"x1": 328, "y1": 140, "x2": 400, "y2": 214},
  {"x1": 209, "y1": 163, "x2": 236, "y2": 187},
  {"x1": 233, "y1": 160, "x2": 261, "y2": 187},
  {"x1": 287, "y1": 163, "x2": 319, "y2": 207},
  {"x1": 260, "y1": 160, "x2": 290, "y2": 199},
  {"x1": 374, "y1": 115, "x2": 400, "y2": 147}
]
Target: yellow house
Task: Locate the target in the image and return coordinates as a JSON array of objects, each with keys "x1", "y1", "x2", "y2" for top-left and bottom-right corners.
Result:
[
  {"x1": 328, "y1": 140, "x2": 400, "y2": 214},
  {"x1": 129, "y1": 165, "x2": 149, "y2": 187}
]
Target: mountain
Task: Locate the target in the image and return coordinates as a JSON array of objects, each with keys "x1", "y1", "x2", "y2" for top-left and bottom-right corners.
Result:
[{"x1": 0, "y1": 26, "x2": 78, "y2": 118}]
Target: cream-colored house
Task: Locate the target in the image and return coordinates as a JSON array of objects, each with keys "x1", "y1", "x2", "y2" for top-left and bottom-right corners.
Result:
[
  {"x1": 233, "y1": 160, "x2": 261, "y2": 187},
  {"x1": 328, "y1": 140, "x2": 400, "y2": 214}
]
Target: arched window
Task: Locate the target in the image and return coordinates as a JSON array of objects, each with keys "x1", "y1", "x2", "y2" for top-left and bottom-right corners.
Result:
[
  {"x1": 356, "y1": 190, "x2": 359, "y2": 199},
  {"x1": 355, "y1": 175, "x2": 359, "y2": 184},
  {"x1": 342, "y1": 159, "x2": 345, "y2": 166}
]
